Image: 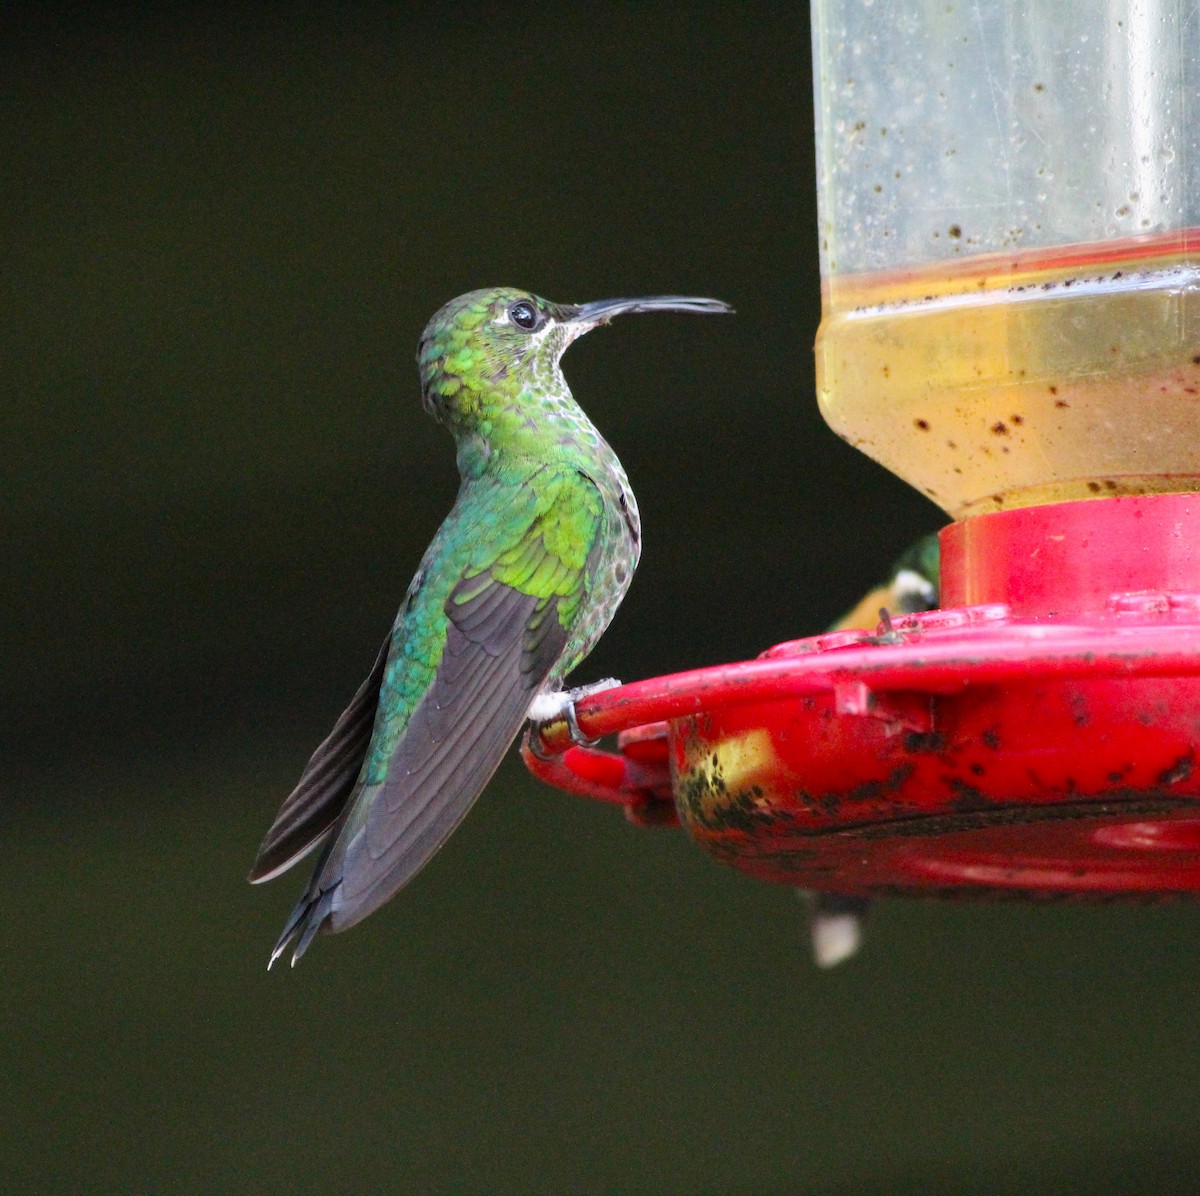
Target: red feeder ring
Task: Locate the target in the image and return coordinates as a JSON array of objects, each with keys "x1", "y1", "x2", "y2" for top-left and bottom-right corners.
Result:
[{"x1": 522, "y1": 492, "x2": 1200, "y2": 899}]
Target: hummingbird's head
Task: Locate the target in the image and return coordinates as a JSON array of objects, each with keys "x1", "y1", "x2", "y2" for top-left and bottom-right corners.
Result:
[
  {"x1": 417, "y1": 288, "x2": 576, "y2": 428},
  {"x1": 416, "y1": 286, "x2": 732, "y2": 433}
]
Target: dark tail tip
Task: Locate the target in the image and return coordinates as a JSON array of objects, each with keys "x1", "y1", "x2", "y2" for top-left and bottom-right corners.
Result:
[{"x1": 267, "y1": 885, "x2": 337, "y2": 970}]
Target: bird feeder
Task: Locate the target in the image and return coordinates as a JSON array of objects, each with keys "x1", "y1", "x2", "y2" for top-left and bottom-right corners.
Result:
[{"x1": 524, "y1": 1, "x2": 1200, "y2": 907}]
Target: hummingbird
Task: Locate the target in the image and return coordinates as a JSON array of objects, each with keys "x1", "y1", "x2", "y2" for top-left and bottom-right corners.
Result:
[
  {"x1": 829, "y1": 531, "x2": 940, "y2": 636},
  {"x1": 250, "y1": 286, "x2": 732, "y2": 966},
  {"x1": 802, "y1": 530, "x2": 941, "y2": 968}
]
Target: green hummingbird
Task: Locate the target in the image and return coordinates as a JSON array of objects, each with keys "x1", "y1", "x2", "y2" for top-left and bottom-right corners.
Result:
[
  {"x1": 250, "y1": 286, "x2": 732, "y2": 966},
  {"x1": 828, "y1": 531, "x2": 940, "y2": 636}
]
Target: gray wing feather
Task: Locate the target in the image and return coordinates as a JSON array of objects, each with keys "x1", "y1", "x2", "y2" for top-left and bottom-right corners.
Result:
[
  {"x1": 248, "y1": 632, "x2": 392, "y2": 883},
  {"x1": 320, "y1": 578, "x2": 567, "y2": 931},
  {"x1": 263, "y1": 473, "x2": 611, "y2": 966}
]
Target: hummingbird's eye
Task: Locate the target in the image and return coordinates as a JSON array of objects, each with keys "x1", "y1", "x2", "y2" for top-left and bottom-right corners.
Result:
[{"x1": 508, "y1": 300, "x2": 538, "y2": 330}]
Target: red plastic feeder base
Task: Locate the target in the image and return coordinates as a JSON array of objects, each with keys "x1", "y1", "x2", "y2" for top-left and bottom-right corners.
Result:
[{"x1": 522, "y1": 493, "x2": 1200, "y2": 900}]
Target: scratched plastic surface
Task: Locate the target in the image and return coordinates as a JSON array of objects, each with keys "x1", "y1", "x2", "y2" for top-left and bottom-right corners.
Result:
[{"x1": 811, "y1": 0, "x2": 1200, "y2": 517}]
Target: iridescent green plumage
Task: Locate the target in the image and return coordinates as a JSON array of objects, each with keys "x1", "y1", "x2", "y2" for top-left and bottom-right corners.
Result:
[{"x1": 250, "y1": 286, "x2": 731, "y2": 965}]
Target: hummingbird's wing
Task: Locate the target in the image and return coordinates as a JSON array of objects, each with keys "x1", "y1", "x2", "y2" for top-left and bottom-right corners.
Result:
[
  {"x1": 247, "y1": 632, "x2": 392, "y2": 883},
  {"x1": 269, "y1": 469, "x2": 607, "y2": 963}
]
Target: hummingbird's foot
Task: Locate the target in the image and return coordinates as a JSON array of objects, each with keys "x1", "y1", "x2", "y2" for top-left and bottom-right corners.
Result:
[
  {"x1": 798, "y1": 890, "x2": 871, "y2": 968},
  {"x1": 876, "y1": 607, "x2": 898, "y2": 643},
  {"x1": 528, "y1": 679, "x2": 621, "y2": 752}
]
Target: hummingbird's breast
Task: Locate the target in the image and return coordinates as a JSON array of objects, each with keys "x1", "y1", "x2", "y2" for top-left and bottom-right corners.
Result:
[
  {"x1": 549, "y1": 429, "x2": 641, "y2": 681},
  {"x1": 507, "y1": 382, "x2": 641, "y2": 679}
]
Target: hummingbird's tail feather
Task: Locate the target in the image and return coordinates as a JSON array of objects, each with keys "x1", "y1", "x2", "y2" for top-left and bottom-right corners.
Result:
[
  {"x1": 268, "y1": 883, "x2": 338, "y2": 969},
  {"x1": 800, "y1": 890, "x2": 870, "y2": 969},
  {"x1": 249, "y1": 632, "x2": 392, "y2": 884}
]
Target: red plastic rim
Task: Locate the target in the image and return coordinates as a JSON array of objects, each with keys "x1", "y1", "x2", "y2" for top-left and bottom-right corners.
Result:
[{"x1": 523, "y1": 494, "x2": 1200, "y2": 898}]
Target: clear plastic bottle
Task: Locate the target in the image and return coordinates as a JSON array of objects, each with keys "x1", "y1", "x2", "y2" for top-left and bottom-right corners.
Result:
[{"x1": 811, "y1": 0, "x2": 1200, "y2": 518}]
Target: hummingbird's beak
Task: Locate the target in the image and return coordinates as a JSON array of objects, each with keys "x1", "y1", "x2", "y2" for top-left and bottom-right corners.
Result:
[{"x1": 568, "y1": 296, "x2": 734, "y2": 327}]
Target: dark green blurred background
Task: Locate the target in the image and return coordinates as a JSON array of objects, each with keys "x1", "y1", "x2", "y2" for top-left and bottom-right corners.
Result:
[{"x1": 5, "y1": 6, "x2": 1200, "y2": 1193}]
